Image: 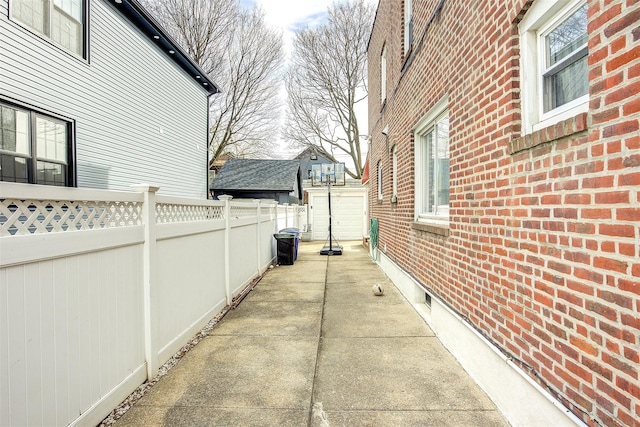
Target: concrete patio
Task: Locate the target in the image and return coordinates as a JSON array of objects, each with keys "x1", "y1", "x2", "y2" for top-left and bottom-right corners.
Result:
[{"x1": 113, "y1": 241, "x2": 508, "y2": 426}]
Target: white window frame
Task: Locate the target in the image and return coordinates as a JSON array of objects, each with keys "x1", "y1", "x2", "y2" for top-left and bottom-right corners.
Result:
[
  {"x1": 413, "y1": 95, "x2": 449, "y2": 224},
  {"x1": 377, "y1": 160, "x2": 383, "y2": 200},
  {"x1": 404, "y1": 0, "x2": 413, "y2": 55},
  {"x1": 391, "y1": 145, "x2": 398, "y2": 202},
  {"x1": 381, "y1": 44, "x2": 387, "y2": 104},
  {"x1": 519, "y1": 0, "x2": 588, "y2": 135}
]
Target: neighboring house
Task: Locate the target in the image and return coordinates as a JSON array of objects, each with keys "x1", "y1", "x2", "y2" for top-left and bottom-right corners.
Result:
[
  {"x1": 0, "y1": 0, "x2": 218, "y2": 199},
  {"x1": 210, "y1": 158, "x2": 303, "y2": 204},
  {"x1": 369, "y1": 1, "x2": 638, "y2": 426},
  {"x1": 294, "y1": 146, "x2": 334, "y2": 182},
  {"x1": 208, "y1": 153, "x2": 233, "y2": 190},
  {"x1": 361, "y1": 156, "x2": 370, "y2": 186},
  {"x1": 305, "y1": 179, "x2": 368, "y2": 241},
  {"x1": 293, "y1": 148, "x2": 368, "y2": 241}
]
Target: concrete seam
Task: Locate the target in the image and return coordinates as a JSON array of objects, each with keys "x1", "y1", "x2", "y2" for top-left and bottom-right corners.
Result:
[{"x1": 307, "y1": 256, "x2": 330, "y2": 427}]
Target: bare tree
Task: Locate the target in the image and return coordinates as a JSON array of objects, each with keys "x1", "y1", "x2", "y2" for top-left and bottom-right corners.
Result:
[
  {"x1": 285, "y1": 0, "x2": 375, "y2": 179},
  {"x1": 209, "y1": 7, "x2": 284, "y2": 163},
  {"x1": 141, "y1": 0, "x2": 235, "y2": 78},
  {"x1": 141, "y1": 0, "x2": 284, "y2": 164}
]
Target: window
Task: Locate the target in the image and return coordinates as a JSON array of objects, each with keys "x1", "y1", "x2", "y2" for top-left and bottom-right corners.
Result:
[
  {"x1": 414, "y1": 96, "x2": 449, "y2": 221},
  {"x1": 0, "y1": 101, "x2": 74, "y2": 186},
  {"x1": 404, "y1": 0, "x2": 413, "y2": 54},
  {"x1": 391, "y1": 145, "x2": 397, "y2": 202},
  {"x1": 519, "y1": 0, "x2": 588, "y2": 134},
  {"x1": 11, "y1": 0, "x2": 86, "y2": 57},
  {"x1": 377, "y1": 160, "x2": 383, "y2": 200},
  {"x1": 381, "y1": 45, "x2": 387, "y2": 104}
]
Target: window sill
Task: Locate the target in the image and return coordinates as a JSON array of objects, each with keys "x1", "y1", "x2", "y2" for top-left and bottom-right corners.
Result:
[
  {"x1": 411, "y1": 220, "x2": 449, "y2": 237},
  {"x1": 402, "y1": 45, "x2": 413, "y2": 64},
  {"x1": 509, "y1": 112, "x2": 587, "y2": 155}
]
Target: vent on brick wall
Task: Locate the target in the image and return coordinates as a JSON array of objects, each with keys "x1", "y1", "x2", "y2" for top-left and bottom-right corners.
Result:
[{"x1": 425, "y1": 292, "x2": 432, "y2": 308}]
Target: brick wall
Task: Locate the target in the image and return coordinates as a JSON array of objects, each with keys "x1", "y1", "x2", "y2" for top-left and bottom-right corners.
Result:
[{"x1": 368, "y1": 0, "x2": 639, "y2": 425}]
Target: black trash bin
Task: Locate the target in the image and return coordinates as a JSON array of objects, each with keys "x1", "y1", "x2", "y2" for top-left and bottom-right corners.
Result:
[
  {"x1": 274, "y1": 233, "x2": 296, "y2": 265},
  {"x1": 280, "y1": 228, "x2": 301, "y2": 260}
]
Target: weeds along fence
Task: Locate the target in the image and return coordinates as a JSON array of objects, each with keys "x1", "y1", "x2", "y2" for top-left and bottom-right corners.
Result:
[{"x1": 0, "y1": 182, "x2": 306, "y2": 427}]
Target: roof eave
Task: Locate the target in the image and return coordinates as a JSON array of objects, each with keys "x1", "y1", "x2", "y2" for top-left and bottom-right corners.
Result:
[{"x1": 106, "y1": 0, "x2": 220, "y2": 95}]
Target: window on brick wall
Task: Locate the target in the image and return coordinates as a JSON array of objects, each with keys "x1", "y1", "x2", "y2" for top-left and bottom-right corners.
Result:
[
  {"x1": 404, "y1": 0, "x2": 413, "y2": 55},
  {"x1": 519, "y1": 0, "x2": 588, "y2": 134},
  {"x1": 414, "y1": 96, "x2": 449, "y2": 222},
  {"x1": 377, "y1": 160, "x2": 383, "y2": 200},
  {"x1": 381, "y1": 44, "x2": 387, "y2": 104},
  {"x1": 391, "y1": 145, "x2": 398, "y2": 203},
  {"x1": 0, "y1": 100, "x2": 75, "y2": 186}
]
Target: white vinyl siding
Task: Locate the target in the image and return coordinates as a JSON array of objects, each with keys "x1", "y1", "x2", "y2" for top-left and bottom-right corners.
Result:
[{"x1": 0, "y1": 0, "x2": 209, "y2": 198}]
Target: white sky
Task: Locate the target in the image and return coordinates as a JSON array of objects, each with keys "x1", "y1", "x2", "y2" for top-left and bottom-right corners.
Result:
[
  {"x1": 240, "y1": 0, "x2": 378, "y2": 166},
  {"x1": 243, "y1": 0, "x2": 373, "y2": 44}
]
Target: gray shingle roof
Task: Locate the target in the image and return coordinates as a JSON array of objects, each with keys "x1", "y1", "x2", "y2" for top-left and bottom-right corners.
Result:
[{"x1": 210, "y1": 159, "x2": 301, "y2": 191}]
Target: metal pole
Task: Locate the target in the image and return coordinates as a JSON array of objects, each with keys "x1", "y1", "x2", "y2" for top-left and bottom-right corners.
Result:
[{"x1": 328, "y1": 180, "x2": 332, "y2": 250}]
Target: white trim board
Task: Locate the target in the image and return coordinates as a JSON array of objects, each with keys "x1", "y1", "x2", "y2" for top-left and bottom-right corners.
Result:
[{"x1": 375, "y1": 248, "x2": 587, "y2": 427}]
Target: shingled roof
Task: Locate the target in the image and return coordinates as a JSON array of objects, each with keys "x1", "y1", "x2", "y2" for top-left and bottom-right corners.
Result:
[{"x1": 210, "y1": 158, "x2": 301, "y2": 191}]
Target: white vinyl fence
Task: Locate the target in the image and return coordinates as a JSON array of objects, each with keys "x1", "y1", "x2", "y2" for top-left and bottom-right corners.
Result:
[{"x1": 0, "y1": 183, "x2": 306, "y2": 427}]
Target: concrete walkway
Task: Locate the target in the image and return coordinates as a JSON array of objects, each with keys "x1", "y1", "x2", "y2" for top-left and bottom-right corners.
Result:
[{"x1": 114, "y1": 241, "x2": 509, "y2": 426}]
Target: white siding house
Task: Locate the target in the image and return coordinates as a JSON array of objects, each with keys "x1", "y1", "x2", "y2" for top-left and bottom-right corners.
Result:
[{"x1": 0, "y1": 0, "x2": 218, "y2": 198}]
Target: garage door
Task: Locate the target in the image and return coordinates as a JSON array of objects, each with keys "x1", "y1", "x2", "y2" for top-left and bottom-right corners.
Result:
[{"x1": 311, "y1": 190, "x2": 365, "y2": 241}]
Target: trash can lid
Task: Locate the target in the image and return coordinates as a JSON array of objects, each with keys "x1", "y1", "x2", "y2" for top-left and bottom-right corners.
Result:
[
  {"x1": 279, "y1": 228, "x2": 301, "y2": 234},
  {"x1": 274, "y1": 233, "x2": 295, "y2": 239}
]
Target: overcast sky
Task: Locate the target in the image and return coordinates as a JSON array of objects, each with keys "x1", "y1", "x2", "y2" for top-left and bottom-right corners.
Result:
[
  {"x1": 239, "y1": 0, "x2": 378, "y2": 165},
  {"x1": 241, "y1": 0, "x2": 331, "y2": 31},
  {"x1": 241, "y1": 0, "x2": 378, "y2": 50}
]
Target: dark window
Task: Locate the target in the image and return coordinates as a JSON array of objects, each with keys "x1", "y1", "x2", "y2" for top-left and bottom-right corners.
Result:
[{"x1": 0, "y1": 101, "x2": 74, "y2": 186}]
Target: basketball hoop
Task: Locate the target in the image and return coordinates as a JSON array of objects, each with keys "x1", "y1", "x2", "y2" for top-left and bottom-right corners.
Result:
[
  {"x1": 312, "y1": 162, "x2": 345, "y2": 255},
  {"x1": 311, "y1": 163, "x2": 346, "y2": 187}
]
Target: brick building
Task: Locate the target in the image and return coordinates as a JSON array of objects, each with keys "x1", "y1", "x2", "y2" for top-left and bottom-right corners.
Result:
[{"x1": 367, "y1": 0, "x2": 639, "y2": 426}]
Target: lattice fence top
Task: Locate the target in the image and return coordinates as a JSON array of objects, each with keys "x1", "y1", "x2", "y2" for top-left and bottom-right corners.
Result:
[
  {"x1": 156, "y1": 203, "x2": 224, "y2": 223},
  {"x1": 230, "y1": 204, "x2": 259, "y2": 218},
  {"x1": 0, "y1": 198, "x2": 143, "y2": 236}
]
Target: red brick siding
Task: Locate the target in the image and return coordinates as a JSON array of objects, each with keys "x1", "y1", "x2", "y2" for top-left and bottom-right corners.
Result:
[{"x1": 368, "y1": 0, "x2": 639, "y2": 425}]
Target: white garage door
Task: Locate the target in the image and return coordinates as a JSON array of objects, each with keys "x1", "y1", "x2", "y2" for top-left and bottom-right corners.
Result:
[{"x1": 311, "y1": 190, "x2": 365, "y2": 241}]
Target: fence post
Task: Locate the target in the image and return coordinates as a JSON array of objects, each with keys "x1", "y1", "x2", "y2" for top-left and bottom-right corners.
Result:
[
  {"x1": 255, "y1": 200, "x2": 262, "y2": 274},
  {"x1": 219, "y1": 195, "x2": 233, "y2": 306},
  {"x1": 284, "y1": 203, "x2": 289, "y2": 228},
  {"x1": 131, "y1": 184, "x2": 160, "y2": 380}
]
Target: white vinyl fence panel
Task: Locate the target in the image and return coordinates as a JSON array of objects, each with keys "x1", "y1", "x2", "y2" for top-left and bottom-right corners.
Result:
[{"x1": 0, "y1": 183, "x2": 283, "y2": 427}]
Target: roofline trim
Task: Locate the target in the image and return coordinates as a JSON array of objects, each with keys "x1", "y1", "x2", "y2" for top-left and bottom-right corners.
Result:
[{"x1": 106, "y1": 0, "x2": 220, "y2": 94}]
